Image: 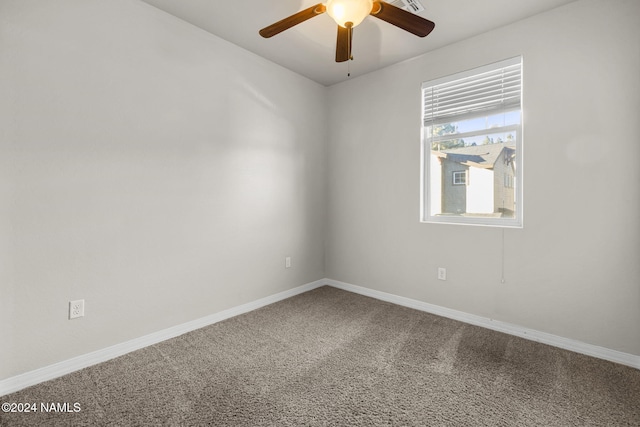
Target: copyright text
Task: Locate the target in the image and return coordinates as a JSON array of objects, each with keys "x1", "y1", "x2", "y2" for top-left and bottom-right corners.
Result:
[{"x1": 2, "y1": 402, "x2": 81, "y2": 413}]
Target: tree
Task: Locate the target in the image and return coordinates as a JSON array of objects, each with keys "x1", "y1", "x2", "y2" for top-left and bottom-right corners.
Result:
[{"x1": 431, "y1": 123, "x2": 464, "y2": 150}]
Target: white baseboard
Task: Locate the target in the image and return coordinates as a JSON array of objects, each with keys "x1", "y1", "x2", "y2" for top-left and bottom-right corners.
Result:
[
  {"x1": 325, "y1": 279, "x2": 640, "y2": 370},
  {"x1": 0, "y1": 279, "x2": 326, "y2": 397},
  {"x1": 3, "y1": 277, "x2": 638, "y2": 396}
]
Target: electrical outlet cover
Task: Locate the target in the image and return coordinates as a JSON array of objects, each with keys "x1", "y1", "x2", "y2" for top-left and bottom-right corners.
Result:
[{"x1": 69, "y1": 299, "x2": 85, "y2": 319}]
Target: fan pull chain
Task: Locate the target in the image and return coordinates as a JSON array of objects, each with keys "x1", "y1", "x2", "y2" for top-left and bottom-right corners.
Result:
[{"x1": 347, "y1": 57, "x2": 352, "y2": 77}]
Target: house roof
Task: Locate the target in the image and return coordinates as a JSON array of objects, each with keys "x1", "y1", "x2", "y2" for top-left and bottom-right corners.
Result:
[{"x1": 434, "y1": 142, "x2": 515, "y2": 169}]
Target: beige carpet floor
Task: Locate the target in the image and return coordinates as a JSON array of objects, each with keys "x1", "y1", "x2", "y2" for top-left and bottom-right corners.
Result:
[{"x1": 1, "y1": 286, "x2": 639, "y2": 426}]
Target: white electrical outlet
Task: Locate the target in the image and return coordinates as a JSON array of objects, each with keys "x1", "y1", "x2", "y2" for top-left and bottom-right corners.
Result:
[
  {"x1": 69, "y1": 299, "x2": 85, "y2": 319},
  {"x1": 437, "y1": 267, "x2": 447, "y2": 281},
  {"x1": 285, "y1": 257, "x2": 292, "y2": 269}
]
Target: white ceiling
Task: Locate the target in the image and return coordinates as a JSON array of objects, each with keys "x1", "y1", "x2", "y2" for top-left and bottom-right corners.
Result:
[{"x1": 140, "y1": 0, "x2": 578, "y2": 86}]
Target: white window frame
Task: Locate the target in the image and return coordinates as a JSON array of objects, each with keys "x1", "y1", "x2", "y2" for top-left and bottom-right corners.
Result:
[
  {"x1": 420, "y1": 57, "x2": 524, "y2": 228},
  {"x1": 452, "y1": 171, "x2": 467, "y2": 186}
]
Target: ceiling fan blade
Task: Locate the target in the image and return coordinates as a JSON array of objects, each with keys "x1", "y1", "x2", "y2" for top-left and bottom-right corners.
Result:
[
  {"x1": 259, "y1": 3, "x2": 327, "y2": 38},
  {"x1": 335, "y1": 23, "x2": 353, "y2": 63},
  {"x1": 370, "y1": 1, "x2": 435, "y2": 37}
]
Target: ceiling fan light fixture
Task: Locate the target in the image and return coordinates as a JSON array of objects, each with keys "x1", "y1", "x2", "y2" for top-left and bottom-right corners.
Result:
[
  {"x1": 326, "y1": 0, "x2": 373, "y2": 28},
  {"x1": 259, "y1": 0, "x2": 435, "y2": 65}
]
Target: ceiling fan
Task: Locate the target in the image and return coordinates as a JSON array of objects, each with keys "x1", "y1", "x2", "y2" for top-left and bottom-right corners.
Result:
[{"x1": 259, "y1": 0, "x2": 435, "y2": 62}]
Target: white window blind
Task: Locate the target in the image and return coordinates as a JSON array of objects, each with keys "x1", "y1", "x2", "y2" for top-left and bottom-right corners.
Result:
[{"x1": 423, "y1": 57, "x2": 522, "y2": 126}]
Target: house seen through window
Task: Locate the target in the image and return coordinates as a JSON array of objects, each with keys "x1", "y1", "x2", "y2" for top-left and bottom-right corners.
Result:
[{"x1": 421, "y1": 57, "x2": 523, "y2": 227}]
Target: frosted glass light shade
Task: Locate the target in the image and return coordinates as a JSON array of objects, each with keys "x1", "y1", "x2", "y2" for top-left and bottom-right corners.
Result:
[{"x1": 326, "y1": 0, "x2": 373, "y2": 28}]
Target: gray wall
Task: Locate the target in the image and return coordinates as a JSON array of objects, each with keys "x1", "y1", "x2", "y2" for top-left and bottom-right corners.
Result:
[
  {"x1": 326, "y1": 0, "x2": 640, "y2": 356},
  {"x1": 2, "y1": 0, "x2": 639, "y2": 383},
  {"x1": 0, "y1": 0, "x2": 327, "y2": 380},
  {"x1": 441, "y1": 160, "x2": 467, "y2": 214},
  {"x1": 493, "y1": 150, "x2": 515, "y2": 216}
]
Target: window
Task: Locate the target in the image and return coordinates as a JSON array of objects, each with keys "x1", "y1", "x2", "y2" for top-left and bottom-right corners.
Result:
[
  {"x1": 421, "y1": 57, "x2": 523, "y2": 227},
  {"x1": 453, "y1": 171, "x2": 467, "y2": 185}
]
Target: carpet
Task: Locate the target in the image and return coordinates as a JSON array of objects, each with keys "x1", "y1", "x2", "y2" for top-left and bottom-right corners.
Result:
[{"x1": 1, "y1": 286, "x2": 639, "y2": 426}]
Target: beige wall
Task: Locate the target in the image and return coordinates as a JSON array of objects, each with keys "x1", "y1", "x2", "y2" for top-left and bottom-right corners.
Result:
[
  {"x1": 326, "y1": 0, "x2": 640, "y2": 356},
  {"x1": 0, "y1": 0, "x2": 327, "y2": 380}
]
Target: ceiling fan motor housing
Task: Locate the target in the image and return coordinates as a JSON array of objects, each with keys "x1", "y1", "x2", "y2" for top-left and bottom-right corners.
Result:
[{"x1": 326, "y1": 0, "x2": 373, "y2": 28}]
